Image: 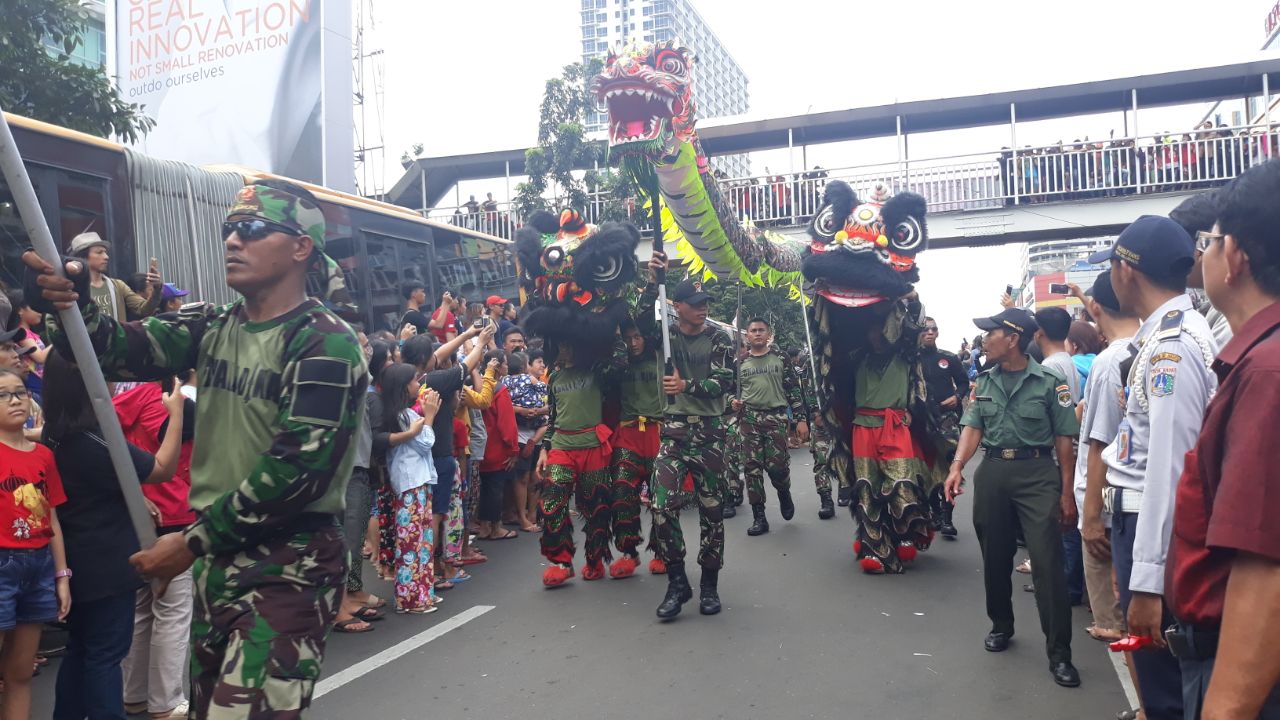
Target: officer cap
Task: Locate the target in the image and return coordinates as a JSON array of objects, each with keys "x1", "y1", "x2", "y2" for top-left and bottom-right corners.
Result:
[
  {"x1": 1087, "y1": 215, "x2": 1195, "y2": 280},
  {"x1": 973, "y1": 308, "x2": 1038, "y2": 336}
]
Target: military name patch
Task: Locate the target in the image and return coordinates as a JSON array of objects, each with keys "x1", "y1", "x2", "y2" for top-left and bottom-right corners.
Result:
[
  {"x1": 1150, "y1": 366, "x2": 1177, "y2": 397},
  {"x1": 1150, "y1": 351, "x2": 1183, "y2": 365},
  {"x1": 1055, "y1": 384, "x2": 1073, "y2": 408}
]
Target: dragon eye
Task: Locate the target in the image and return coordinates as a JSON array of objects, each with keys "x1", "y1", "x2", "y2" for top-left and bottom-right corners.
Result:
[
  {"x1": 891, "y1": 218, "x2": 923, "y2": 252},
  {"x1": 591, "y1": 255, "x2": 623, "y2": 283},
  {"x1": 656, "y1": 50, "x2": 685, "y2": 76},
  {"x1": 544, "y1": 247, "x2": 566, "y2": 268}
]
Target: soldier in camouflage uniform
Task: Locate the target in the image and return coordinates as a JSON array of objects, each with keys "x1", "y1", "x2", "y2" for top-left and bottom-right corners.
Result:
[
  {"x1": 797, "y1": 351, "x2": 839, "y2": 518},
  {"x1": 721, "y1": 398, "x2": 744, "y2": 518},
  {"x1": 27, "y1": 179, "x2": 367, "y2": 719},
  {"x1": 731, "y1": 318, "x2": 808, "y2": 536},
  {"x1": 645, "y1": 261, "x2": 736, "y2": 621}
]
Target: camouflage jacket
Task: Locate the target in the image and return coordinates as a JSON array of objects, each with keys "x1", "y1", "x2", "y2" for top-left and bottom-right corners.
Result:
[{"x1": 49, "y1": 299, "x2": 368, "y2": 557}]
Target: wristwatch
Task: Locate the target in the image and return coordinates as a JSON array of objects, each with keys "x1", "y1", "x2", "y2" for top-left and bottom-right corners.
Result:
[{"x1": 54, "y1": 569, "x2": 72, "y2": 579}]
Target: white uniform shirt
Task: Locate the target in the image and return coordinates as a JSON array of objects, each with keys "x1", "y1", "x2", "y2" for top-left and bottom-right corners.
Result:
[
  {"x1": 1102, "y1": 294, "x2": 1218, "y2": 596},
  {"x1": 1073, "y1": 337, "x2": 1132, "y2": 529}
]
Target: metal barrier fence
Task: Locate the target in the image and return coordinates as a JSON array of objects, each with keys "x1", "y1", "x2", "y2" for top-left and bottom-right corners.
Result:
[{"x1": 419, "y1": 122, "x2": 1279, "y2": 240}]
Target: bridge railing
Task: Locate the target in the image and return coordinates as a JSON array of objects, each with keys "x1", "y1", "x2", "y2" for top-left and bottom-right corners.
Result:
[{"x1": 419, "y1": 122, "x2": 1279, "y2": 240}]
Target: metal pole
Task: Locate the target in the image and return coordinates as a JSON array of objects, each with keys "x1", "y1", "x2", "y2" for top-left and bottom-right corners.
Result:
[
  {"x1": 787, "y1": 129, "x2": 796, "y2": 224},
  {"x1": 649, "y1": 177, "x2": 674, "y2": 404},
  {"x1": 419, "y1": 167, "x2": 427, "y2": 216},
  {"x1": 1132, "y1": 89, "x2": 1142, "y2": 195},
  {"x1": 504, "y1": 160, "x2": 511, "y2": 204},
  {"x1": 733, "y1": 281, "x2": 742, "y2": 402},
  {"x1": 0, "y1": 108, "x2": 157, "y2": 549},
  {"x1": 1265, "y1": 74, "x2": 1272, "y2": 144},
  {"x1": 1010, "y1": 102, "x2": 1018, "y2": 205}
]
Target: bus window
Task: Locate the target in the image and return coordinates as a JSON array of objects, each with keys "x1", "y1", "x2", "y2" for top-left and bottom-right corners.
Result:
[
  {"x1": 361, "y1": 232, "x2": 408, "y2": 333},
  {"x1": 57, "y1": 178, "x2": 107, "y2": 252},
  {"x1": 0, "y1": 176, "x2": 36, "y2": 290}
]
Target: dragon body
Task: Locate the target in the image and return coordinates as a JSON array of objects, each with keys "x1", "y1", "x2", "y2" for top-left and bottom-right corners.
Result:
[{"x1": 594, "y1": 42, "x2": 938, "y2": 554}]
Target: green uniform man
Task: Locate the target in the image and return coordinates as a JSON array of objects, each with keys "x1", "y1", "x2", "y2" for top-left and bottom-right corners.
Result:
[
  {"x1": 797, "y1": 352, "x2": 838, "y2": 518},
  {"x1": 27, "y1": 179, "x2": 367, "y2": 717},
  {"x1": 945, "y1": 307, "x2": 1081, "y2": 689},
  {"x1": 731, "y1": 318, "x2": 808, "y2": 536},
  {"x1": 646, "y1": 264, "x2": 735, "y2": 621}
]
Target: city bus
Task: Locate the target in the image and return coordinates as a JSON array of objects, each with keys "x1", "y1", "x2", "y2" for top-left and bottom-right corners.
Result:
[{"x1": 0, "y1": 112, "x2": 518, "y2": 332}]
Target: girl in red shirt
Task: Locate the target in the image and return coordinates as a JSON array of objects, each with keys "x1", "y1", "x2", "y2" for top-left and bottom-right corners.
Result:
[{"x1": 0, "y1": 368, "x2": 70, "y2": 718}]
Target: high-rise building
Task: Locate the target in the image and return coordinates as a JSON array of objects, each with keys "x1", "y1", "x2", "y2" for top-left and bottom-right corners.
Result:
[
  {"x1": 1016, "y1": 237, "x2": 1112, "y2": 312},
  {"x1": 43, "y1": 0, "x2": 107, "y2": 69},
  {"x1": 580, "y1": 0, "x2": 751, "y2": 177}
]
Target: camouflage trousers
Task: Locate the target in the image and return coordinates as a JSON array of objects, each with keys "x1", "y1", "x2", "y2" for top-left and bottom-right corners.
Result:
[
  {"x1": 723, "y1": 413, "x2": 745, "y2": 502},
  {"x1": 652, "y1": 417, "x2": 726, "y2": 570},
  {"x1": 741, "y1": 408, "x2": 791, "y2": 506},
  {"x1": 611, "y1": 420, "x2": 660, "y2": 557},
  {"x1": 540, "y1": 439, "x2": 614, "y2": 567},
  {"x1": 809, "y1": 421, "x2": 838, "y2": 494},
  {"x1": 191, "y1": 524, "x2": 345, "y2": 719}
]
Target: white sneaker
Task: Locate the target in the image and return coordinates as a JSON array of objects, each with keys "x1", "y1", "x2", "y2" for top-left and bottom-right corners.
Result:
[{"x1": 152, "y1": 700, "x2": 189, "y2": 719}]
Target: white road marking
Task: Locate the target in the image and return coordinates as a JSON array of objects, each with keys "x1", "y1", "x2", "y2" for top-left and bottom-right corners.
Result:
[
  {"x1": 1108, "y1": 647, "x2": 1140, "y2": 709},
  {"x1": 314, "y1": 604, "x2": 495, "y2": 699}
]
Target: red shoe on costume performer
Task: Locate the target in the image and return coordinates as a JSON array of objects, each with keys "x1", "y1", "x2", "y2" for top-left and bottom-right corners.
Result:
[
  {"x1": 582, "y1": 560, "x2": 606, "y2": 581},
  {"x1": 609, "y1": 555, "x2": 639, "y2": 579},
  {"x1": 648, "y1": 558, "x2": 667, "y2": 575},
  {"x1": 543, "y1": 564, "x2": 575, "y2": 587},
  {"x1": 853, "y1": 540, "x2": 885, "y2": 575}
]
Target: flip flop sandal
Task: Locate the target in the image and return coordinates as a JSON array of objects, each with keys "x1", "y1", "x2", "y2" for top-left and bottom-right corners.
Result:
[
  {"x1": 395, "y1": 606, "x2": 439, "y2": 615},
  {"x1": 333, "y1": 618, "x2": 375, "y2": 633},
  {"x1": 450, "y1": 571, "x2": 472, "y2": 583},
  {"x1": 353, "y1": 607, "x2": 384, "y2": 622},
  {"x1": 434, "y1": 580, "x2": 455, "y2": 591},
  {"x1": 461, "y1": 555, "x2": 489, "y2": 564},
  {"x1": 521, "y1": 524, "x2": 540, "y2": 533},
  {"x1": 487, "y1": 530, "x2": 518, "y2": 540},
  {"x1": 362, "y1": 596, "x2": 387, "y2": 610}
]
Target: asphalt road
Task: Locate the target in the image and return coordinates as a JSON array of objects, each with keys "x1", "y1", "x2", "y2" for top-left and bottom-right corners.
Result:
[{"x1": 32, "y1": 451, "x2": 1131, "y2": 719}]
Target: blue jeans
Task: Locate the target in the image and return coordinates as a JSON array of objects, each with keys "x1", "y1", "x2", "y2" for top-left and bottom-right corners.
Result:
[
  {"x1": 53, "y1": 590, "x2": 137, "y2": 720},
  {"x1": 431, "y1": 454, "x2": 458, "y2": 515},
  {"x1": 1061, "y1": 526, "x2": 1084, "y2": 605},
  {"x1": 1113, "y1": 511, "x2": 1183, "y2": 720}
]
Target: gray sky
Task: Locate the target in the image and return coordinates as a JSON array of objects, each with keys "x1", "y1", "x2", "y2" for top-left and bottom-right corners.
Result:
[{"x1": 369, "y1": 0, "x2": 1270, "y2": 349}]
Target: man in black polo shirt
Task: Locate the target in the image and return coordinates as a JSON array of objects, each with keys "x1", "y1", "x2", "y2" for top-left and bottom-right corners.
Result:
[{"x1": 918, "y1": 316, "x2": 969, "y2": 538}]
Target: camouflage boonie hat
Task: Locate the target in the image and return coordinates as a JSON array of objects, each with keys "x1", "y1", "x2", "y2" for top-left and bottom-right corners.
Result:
[
  {"x1": 228, "y1": 183, "x2": 328, "y2": 251},
  {"x1": 229, "y1": 182, "x2": 353, "y2": 308}
]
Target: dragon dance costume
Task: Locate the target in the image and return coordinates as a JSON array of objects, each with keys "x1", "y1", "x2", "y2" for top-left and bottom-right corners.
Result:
[
  {"x1": 593, "y1": 42, "x2": 935, "y2": 579},
  {"x1": 604, "y1": 343, "x2": 664, "y2": 577}
]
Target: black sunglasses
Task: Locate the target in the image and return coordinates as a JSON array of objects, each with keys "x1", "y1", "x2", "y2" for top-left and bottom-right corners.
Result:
[{"x1": 222, "y1": 219, "x2": 301, "y2": 241}]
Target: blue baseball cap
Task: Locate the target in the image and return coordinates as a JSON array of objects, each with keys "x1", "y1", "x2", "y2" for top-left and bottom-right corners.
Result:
[
  {"x1": 1087, "y1": 215, "x2": 1195, "y2": 279},
  {"x1": 161, "y1": 283, "x2": 189, "y2": 301}
]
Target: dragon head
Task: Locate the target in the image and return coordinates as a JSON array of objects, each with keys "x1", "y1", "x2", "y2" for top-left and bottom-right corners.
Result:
[
  {"x1": 592, "y1": 40, "x2": 697, "y2": 161},
  {"x1": 516, "y1": 209, "x2": 642, "y2": 363},
  {"x1": 802, "y1": 180, "x2": 928, "y2": 308}
]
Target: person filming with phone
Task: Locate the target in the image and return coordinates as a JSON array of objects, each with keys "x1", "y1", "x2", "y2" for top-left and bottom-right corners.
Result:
[{"x1": 68, "y1": 232, "x2": 163, "y2": 323}]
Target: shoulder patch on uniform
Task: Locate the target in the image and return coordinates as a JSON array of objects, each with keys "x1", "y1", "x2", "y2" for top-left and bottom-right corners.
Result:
[
  {"x1": 1150, "y1": 351, "x2": 1183, "y2": 365},
  {"x1": 1155, "y1": 309, "x2": 1185, "y2": 341},
  {"x1": 1149, "y1": 365, "x2": 1177, "y2": 398},
  {"x1": 937, "y1": 358, "x2": 950, "y2": 369},
  {"x1": 289, "y1": 356, "x2": 353, "y2": 427},
  {"x1": 1055, "y1": 384, "x2": 1073, "y2": 408}
]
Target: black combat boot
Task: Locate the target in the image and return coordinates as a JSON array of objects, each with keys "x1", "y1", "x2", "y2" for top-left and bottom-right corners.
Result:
[
  {"x1": 837, "y1": 485, "x2": 853, "y2": 507},
  {"x1": 817, "y1": 491, "x2": 835, "y2": 520},
  {"x1": 723, "y1": 501, "x2": 737, "y2": 519},
  {"x1": 746, "y1": 504, "x2": 770, "y2": 536},
  {"x1": 655, "y1": 562, "x2": 692, "y2": 619},
  {"x1": 778, "y1": 489, "x2": 795, "y2": 521},
  {"x1": 939, "y1": 501, "x2": 958, "y2": 539},
  {"x1": 699, "y1": 568, "x2": 722, "y2": 615}
]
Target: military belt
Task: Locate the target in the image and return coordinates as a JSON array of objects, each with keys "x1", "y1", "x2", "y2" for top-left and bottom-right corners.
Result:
[{"x1": 982, "y1": 446, "x2": 1053, "y2": 461}]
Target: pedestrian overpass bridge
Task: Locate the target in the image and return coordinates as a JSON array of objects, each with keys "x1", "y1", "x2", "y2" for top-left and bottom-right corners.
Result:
[{"x1": 389, "y1": 58, "x2": 1280, "y2": 250}]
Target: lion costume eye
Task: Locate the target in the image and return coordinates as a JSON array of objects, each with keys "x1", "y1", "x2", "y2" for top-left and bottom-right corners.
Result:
[
  {"x1": 891, "y1": 218, "x2": 923, "y2": 252},
  {"x1": 811, "y1": 206, "x2": 840, "y2": 241},
  {"x1": 544, "y1": 246, "x2": 566, "y2": 269},
  {"x1": 591, "y1": 255, "x2": 623, "y2": 283}
]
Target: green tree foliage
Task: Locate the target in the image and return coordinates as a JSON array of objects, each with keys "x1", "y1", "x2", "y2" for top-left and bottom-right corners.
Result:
[
  {"x1": 515, "y1": 59, "x2": 636, "y2": 221},
  {"x1": 663, "y1": 275, "x2": 807, "y2": 353},
  {"x1": 0, "y1": 0, "x2": 154, "y2": 142}
]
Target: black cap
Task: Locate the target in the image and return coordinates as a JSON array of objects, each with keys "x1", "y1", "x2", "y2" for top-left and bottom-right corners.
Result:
[
  {"x1": 973, "y1": 308, "x2": 1038, "y2": 336},
  {"x1": 1087, "y1": 215, "x2": 1195, "y2": 279},
  {"x1": 1085, "y1": 270, "x2": 1122, "y2": 313},
  {"x1": 671, "y1": 278, "x2": 712, "y2": 305},
  {"x1": 0, "y1": 328, "x2": 21, "y2": 344}
]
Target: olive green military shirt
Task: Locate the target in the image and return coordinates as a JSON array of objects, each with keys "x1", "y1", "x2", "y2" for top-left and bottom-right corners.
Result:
[{"x1": 960, "y1": 358, "x2": 1079, "y2": 448}]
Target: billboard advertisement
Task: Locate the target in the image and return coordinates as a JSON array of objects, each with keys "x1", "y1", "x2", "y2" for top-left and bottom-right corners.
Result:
[{"x1": 113, "y1": 0, "x2": 353, "y2": 192}]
